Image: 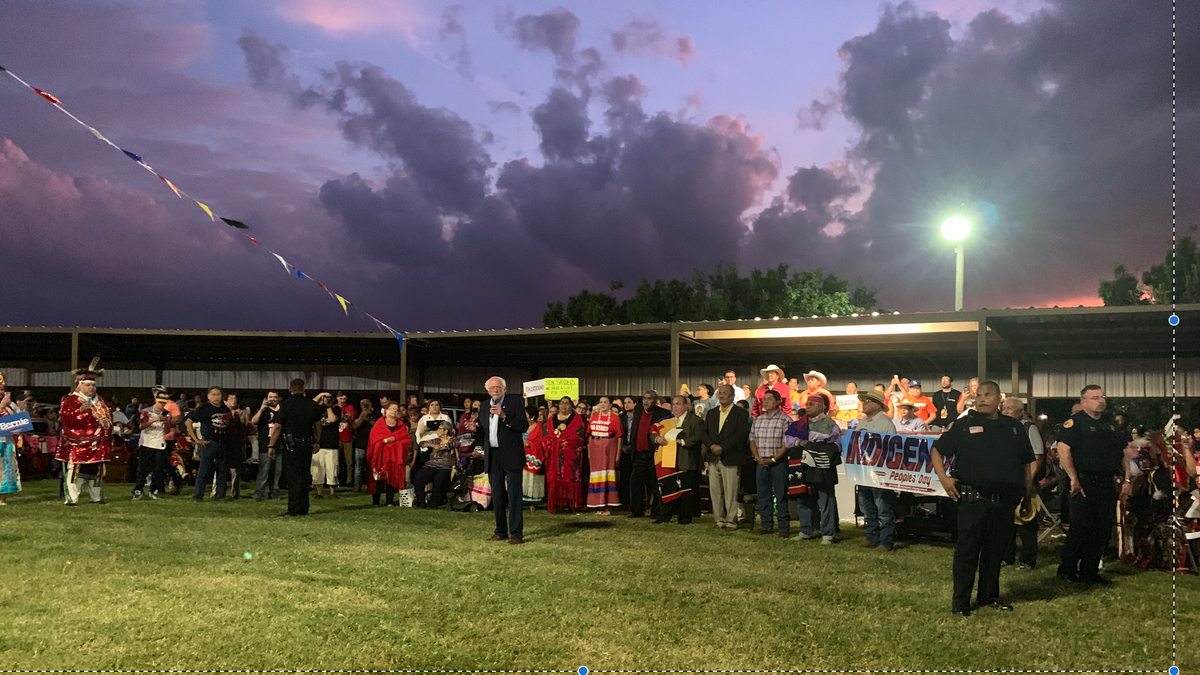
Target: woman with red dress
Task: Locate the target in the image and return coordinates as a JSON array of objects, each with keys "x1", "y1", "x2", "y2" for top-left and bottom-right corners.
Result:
[
  {"x1": 586, "y1": 396, "x2": 623, "y2": 515},
  {"x1": 367, "y1": 402, "x2": 411, "y2": 507},
  {"x1": 543, "y1": 396, "x2": 586, "y2": 513},
  {"x1": 522, "y1": 407, "x2": 546, "y2": 507}
]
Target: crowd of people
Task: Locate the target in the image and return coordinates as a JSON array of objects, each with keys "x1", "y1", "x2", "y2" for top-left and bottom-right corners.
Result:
[{"x1": 2, "y1": 362, "x2": 1198, "y2": 614}]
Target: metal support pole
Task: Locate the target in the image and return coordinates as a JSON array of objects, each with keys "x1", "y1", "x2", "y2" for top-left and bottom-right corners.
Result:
[
  {"x1": 398, "y1": 334, "x2": 408, "y2": 398},
  {"x1": 669, "y1": 324, "x2": 681, "y2": 397},
  {"x1": 1011, "y1": 358, "x2": 1019, "y2": 400},
  {"x1": 976, "y1": 317, "x2": 988, "y2": 384},
  {"x1": 70, "y1": 331, "x2": 79, "y2": 372},
  {"x1": 955, "y1": 245, "x2": 964, "y2": 312}
]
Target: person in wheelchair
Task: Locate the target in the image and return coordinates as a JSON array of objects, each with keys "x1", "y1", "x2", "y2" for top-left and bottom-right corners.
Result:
[{"x1": 414, "y1": 420, "x2": 457, "y2": 509}]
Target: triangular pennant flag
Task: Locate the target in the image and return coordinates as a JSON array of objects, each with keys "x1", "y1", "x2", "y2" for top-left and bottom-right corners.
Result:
[
  {"x1": 195, "y1": 200, "x2": 215, "y2": 221},
  {"x1": 397, "y1": 333, "x2": 404, "y2": 351},
  {"x1": 244, "y1": 235, "x2": 258, "y2": 245},
  {"x1": 122, "y1": 149, "x2": 143, "y2": 163},
  {"x1": 270, "y1": 252, "x2": 291, "y2": 274},
  {"x1": 317, "y1": 282, "x2": 328, "y2": 291},
  {"x1": 220, "y1": 217, "x2": 249, "y2": 230},
  {"x1": 0, "y1": 65, "x2": 6, "y2": 71},
  {"x1": 32, "y1": 87, "x2": 60, "y2": 104},
  {"x1": 295, "y1": 269, "x2": 304, "y2": 280},
  {"x1": 335, "y1": 294, "x2": 349, "y2": 315},
  {"x1": 157, "y1": 174, "x2": 183, "y2": 198},
  {"x1": 87, "y1": 126, "x2": 107, "y2": 142}
]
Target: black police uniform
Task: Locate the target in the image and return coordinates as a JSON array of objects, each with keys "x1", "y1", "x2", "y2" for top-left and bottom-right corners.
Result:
[
  {"x1": 1055, "y1": 410, "x2": 1127, "y2": 582},
  {"x1": 272, "y1": 393, "x2": 323, "y2": 516},
  {"x1": 933, "y1": 410, "x2": 1035, "y2": 614}
]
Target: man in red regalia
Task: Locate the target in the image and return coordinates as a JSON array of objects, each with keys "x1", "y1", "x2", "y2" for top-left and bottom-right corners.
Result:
[{"x1": 56, "y1": 358, "x2": 113, "y2": 506}]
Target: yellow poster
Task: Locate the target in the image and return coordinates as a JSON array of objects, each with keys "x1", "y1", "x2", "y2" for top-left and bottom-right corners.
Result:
[{"x1": 543, "y1": 378, "x2": 579, "y2": 401}]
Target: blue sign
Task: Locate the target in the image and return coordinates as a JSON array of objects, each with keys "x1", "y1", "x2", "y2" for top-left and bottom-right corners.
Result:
[{"x1": 0, "y1": 412, "x2": 33, "y2": 436}]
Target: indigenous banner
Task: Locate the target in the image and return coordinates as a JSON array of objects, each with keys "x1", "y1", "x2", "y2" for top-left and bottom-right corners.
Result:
[
  {"x1": 0, "y1": 412, "x2": 33, "y2": 436},
  {"x1": 841, "y1": 428, "x2": 952, "y2": 497}
]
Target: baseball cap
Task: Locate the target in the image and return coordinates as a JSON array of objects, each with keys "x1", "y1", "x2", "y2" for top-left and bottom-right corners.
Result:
[{"x1": 908, "y1": 379, "x2": 922, "y2": 388}]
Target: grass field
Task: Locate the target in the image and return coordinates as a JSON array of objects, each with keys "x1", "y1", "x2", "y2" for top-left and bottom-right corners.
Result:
[{"x1": 0, "y1": 480, "x2": 1194, "y2": 672}]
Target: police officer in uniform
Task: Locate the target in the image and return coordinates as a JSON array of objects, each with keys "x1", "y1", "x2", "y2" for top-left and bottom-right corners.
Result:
[
  {"x1": 1055, "y1": 385, "x2": 1131, "y2": 584},
  {"x1": 932, "y1": 381, "x2": 1036, "y2": 616},
  {"x1": 267, "y1": 378, "x2": 324, "y2": 517}
]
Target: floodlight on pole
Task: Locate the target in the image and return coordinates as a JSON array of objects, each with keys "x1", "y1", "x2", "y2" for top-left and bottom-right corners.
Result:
[{"x1": 941, "y1": 217, "x2": 971, "y2": 311}]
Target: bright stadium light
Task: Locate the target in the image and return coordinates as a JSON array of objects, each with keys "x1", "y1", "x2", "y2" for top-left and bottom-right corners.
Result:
[{"x1": 941, "y1": 217, "x2": 972, "y2": 311}]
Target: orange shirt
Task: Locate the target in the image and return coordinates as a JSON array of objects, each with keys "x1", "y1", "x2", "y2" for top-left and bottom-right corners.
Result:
[
  {"x1": 908, "y1": 395, "x2": 935, "y2": 422},
  {"x1": 797, "y1": 388, "x2": 839, "y2": 414}
]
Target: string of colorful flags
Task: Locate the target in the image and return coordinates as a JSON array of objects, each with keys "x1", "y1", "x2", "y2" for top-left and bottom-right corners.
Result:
[{"x1": 0, "y1": 64, "x2": 403, "y2": 349}]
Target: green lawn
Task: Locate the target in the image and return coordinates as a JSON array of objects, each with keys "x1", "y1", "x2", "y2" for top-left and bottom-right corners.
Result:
[{"x1": 0, "y1": 480, "x2": 1193, "y2": 672}]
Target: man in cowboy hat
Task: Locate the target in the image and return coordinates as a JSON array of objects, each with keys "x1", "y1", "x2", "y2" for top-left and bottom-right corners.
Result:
[
  {"x1": 752, "y1": 365, "x2": 791, "y2": 418},
  {"x1": 855, "y1": 389, "x2": 898, "y2": 550},
  {"x1": 894, "y1": 398, "x2": 930, "y2": 432},
  {"x1": 797, "y1": 371, "x2": 838, "y2": 416},
  {"x1": 57, "y1": 358, "x2": 114, "y2": 506}
]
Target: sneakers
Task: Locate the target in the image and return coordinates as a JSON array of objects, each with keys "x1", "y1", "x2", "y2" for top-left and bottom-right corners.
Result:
[
  {"x1": 148, "y1": 491, "x2": 160, "y2": 500},
  {"x1": 132, "y1": 490, "x2": 143, "y2": 501}
]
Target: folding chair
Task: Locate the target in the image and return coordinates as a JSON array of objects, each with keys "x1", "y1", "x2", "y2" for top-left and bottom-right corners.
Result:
[{"x1": 1038, "y1": 500, "x2": 1066, "y2": 543}]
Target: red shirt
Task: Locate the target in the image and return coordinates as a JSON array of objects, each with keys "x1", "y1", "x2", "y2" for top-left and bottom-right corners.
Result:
[
  {"x1": 588, "y1": 413, "x2": 623, "y2": 439},
  {"x1": 338, "y1": 404, "x2": 356, "y2": 443},
  {"x1": 635, "y1": 410, "x2": 654, "y2": 452}
]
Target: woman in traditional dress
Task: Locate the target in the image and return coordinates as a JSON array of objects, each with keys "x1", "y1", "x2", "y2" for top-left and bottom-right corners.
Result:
[
  {"x1": 0, "y1": 372, "x2": 22, "y2": 505},
  {"x1": 522, "y1": 407, "x2": 546, "y2": 507},
  {"x1": 367, "y1": 402, "x2": 411, "y2": 507},
  {"x1": 586, "y1": 396, "x2": 623, "y2": 516},
  {"x1": 543, "y1": 396, "x2": 586, "y2": 514}
]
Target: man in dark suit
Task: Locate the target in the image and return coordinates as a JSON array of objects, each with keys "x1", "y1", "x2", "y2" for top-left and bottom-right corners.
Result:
[
  {"x1": 651, "y1": 395, "x2": 707, "y2": 524},
  {"x1": 701, "y1": 384, "x2": 751, "y2": 530},
  {"x1": 480, "y1": 377, "x2": 530, "y2": 544},
  {"x1": 626, "y1": 390, "x2": 673, "y2": 518}
]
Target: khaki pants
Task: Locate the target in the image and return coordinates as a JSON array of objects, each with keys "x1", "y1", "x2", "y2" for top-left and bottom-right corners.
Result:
[
  {"x1": 339, "y1": 441, "x2": 354, "y2": 485},
  {"x1": 311, "y1": 448, "x2": 339, "y2": 487},
  {"x1": 707, "y1": 461, "x2": 740, "y2": 527}
]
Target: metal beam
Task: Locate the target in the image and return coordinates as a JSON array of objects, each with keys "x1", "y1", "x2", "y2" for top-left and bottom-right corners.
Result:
[
  {"x1": 670, "y1": 324, "x2": 680, "y2": 397},
  {"x1": 399, "y1": 335, "x2": 408, "y2": 398},
  {"x1": 70, "y1": 331, "x2": 79, "y2": 372},
  {"x1": 1011, "y1": 358, "x2": 1019, "y2": 399},
  {"x1": 977, "y1": 317, "x2": 988, "y2": 384}
]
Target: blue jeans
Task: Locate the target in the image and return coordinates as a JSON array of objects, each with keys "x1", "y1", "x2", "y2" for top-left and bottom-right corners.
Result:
[
  {"x1": 798, "y1": 484, "x2": 838, "y2": 540},
  {"x1": 756, "y1": 461, "x2": 790, "y2": 533},
  {"x1": 353, "y1": 447, "x2": 367, "y2": 491},
  {"x1": 490, "y1": 467, "x2": 524, "y2": 539},
  {"x1": 858, "y1": 486, "x2": 896, "y2": 549},
  {"x1": 193, "y1": 442, "x2": 227, "y2": 501},
  {"x1": 253, "y1": 451, "x2": 282, "y2": 499}
]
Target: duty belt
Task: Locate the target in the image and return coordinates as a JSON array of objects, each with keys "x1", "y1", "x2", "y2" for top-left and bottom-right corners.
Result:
[{"x1": 958, "y1": 484, "x2": 1019, "y2": 504}]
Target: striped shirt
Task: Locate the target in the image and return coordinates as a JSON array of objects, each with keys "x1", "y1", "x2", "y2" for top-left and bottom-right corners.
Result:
[{"x1": 749, "y1": 409, "x2": 790, "y2": 458}]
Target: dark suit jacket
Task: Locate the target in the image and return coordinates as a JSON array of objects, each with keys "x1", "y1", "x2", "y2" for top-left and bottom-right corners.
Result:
[
  {"x1": 701, "y1": 404, "x2": 751, "y2": 466},
  {"x1": 672, "y1": 411, "x2": 706, "y2": 472},
  {"x1": 627, "y1": 405, "x2": 672, "y2": 455},
  {"x1": 480, "y1": 394, "x2": 529, "y2": 474}
]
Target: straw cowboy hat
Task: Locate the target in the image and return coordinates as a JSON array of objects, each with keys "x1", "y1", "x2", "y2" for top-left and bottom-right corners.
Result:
[
  {"x1": 1014, "y1": 495, "x2": 1043, "y2": 524},
  {"x1": 858, "y1": 390, "x2": 887, "y2": 407},
  {"x1": 803, "y1": 370, "x2": 827, "y2": 387},
  {"x1": 759, "y1": 364, "x2": 786, "y2": 380}
]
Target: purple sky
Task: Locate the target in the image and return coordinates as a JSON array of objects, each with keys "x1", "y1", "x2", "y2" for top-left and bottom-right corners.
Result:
[{"x1": 0, "y1": 0, "x2": 1194, "y2": 333}]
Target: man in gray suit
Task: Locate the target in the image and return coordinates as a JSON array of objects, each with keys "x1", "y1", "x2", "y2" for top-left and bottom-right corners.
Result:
[
  {"x1": 652, "y1": 395, "x2": 707, "y2": 525},
  {"x1": 701, "y1": 384, "x2": 751, "y2": 530},
  {"x1": 480, "y1": 377, "x2": 529, "y2": 544}
]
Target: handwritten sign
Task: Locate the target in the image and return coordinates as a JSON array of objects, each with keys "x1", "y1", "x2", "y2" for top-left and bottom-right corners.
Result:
[{"x1": 543, "y1": 378, "x2": 579, "y2": 402}]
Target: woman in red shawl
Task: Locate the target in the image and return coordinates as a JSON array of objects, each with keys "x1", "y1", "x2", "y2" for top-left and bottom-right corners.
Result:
[
  {"x1": 543, "y1": 396, "x2": 587, "y2": 513},
  {"x1": 523, "y1": 407, "x2": 546, "y2": 507},
  {"x1": 367, "y1": 402, "x2": 411, "y2": 507}
]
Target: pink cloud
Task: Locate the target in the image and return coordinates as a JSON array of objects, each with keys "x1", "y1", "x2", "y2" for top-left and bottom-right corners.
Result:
[{"x1": 276, "y1": 0, "x2": 430, "y2": 42}]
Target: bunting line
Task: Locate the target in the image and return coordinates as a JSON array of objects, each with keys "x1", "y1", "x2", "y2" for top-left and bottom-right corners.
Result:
[{"x1": 1, "y1": 64, "x2": 405, "y2": 348}]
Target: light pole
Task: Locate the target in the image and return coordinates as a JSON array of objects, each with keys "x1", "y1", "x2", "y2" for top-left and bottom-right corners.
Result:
[{"x1": 941, "y1": 217, "x2": 971, "y2": 311}]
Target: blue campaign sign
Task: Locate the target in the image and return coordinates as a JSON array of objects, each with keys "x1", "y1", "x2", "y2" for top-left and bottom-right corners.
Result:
[{"x1": 0, "y1": 412, "x2": 33, "y2": 436}]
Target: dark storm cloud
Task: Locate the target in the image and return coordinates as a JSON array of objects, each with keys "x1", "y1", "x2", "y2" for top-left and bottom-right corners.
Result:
[
  {"x1": 496, "y1": 6, "x2": 580, "y2": 66},
  {"x1": 610, "y1": 18, "x2": 696, "y2": 65},
  {"x1": 787, "y1": 165, "x2": 859, "y2": 215},
  {"x1": 240, "y1": 35, "x2": 493, "y2": 215},
  {"x1": 747, "y1": 0, "x2": 1198, "y2": 311},
  {"x1": 487, "y1": 100, "x2": 523, "y2": 114},
  {"x1": 438, "y1": 5, "x2": 473, "y2": 79},
  {"x1": 531, "y1": 86, "x2": 591, "y2": 161}
]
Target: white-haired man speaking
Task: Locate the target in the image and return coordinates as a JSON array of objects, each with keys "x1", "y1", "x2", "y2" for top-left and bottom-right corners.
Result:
[{"x1": 481, "y1": 377, "x2": 530, "y2": 544}]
